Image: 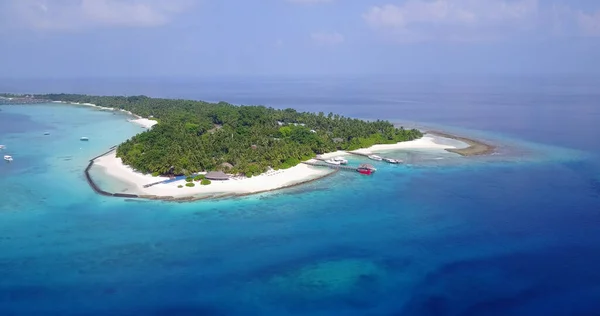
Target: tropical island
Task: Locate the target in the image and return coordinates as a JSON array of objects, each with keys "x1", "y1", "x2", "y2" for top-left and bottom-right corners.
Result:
[
  {"x1": 1, "y1": 93, "x2": 492, "y2": 200},
  {"x1": 22, "y1": 93, "x2": 424, "y2": 174}
]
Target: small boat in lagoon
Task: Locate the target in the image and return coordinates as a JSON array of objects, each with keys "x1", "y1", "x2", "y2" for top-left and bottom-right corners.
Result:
[
  {"x1": 80, "y1": 137, "x2": 89, "y2": 141},
  {"x1": 368, "y1": 154, "x2": 383, "y2": 161},
  {"x1": 357, "y1": 168, "x2": 372, "y2": 175},
  {"x1": 44, "y1": 132, "x2": 50, "y2": 135},
  {"x1": 325, "y1": 159, "x2": 341, "y2": 165},
  {"x1": 383, "y1": 158, "x2": 401, "y2": 164},
  {"x1": 332, "y1": 156, "x2": 348, "y2": 164},
  {"x1": 4, "y1": 155, "x2": 13, "y2": 162},
  {"x1": 0, "y1": 145, "x2": 5, "y2": 150},
  {"x1": 357, "y1": 163, "x2": 377, "y2": 175}
]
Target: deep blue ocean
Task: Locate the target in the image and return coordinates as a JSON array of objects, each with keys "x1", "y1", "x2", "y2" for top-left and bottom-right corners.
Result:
[{"x1": 1, "y1": 76, "x2": 600, "y2": 316}]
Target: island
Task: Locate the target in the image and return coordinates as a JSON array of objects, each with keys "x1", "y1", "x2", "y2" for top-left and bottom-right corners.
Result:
[
  {"x1": 29, "y1": 93, "x2": 425, "y2": 173},
  {"x1": 1, "y1": 93, "x2": 493, "y2": 200}
]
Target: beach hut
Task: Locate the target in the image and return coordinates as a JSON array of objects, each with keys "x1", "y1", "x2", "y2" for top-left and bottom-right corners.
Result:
[{"x1": 205, "y1": 171, "x2": 230, "y2": 181}]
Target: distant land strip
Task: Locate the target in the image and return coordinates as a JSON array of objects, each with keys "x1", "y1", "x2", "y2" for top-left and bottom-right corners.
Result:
[{"x1": 426, "y1": 131, "x2": 495, "y2": 156}]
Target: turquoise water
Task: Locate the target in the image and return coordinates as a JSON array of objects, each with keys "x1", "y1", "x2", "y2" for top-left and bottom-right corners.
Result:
[{"x1": 2, "y1": 77, "x2": 600, "y2": 315}]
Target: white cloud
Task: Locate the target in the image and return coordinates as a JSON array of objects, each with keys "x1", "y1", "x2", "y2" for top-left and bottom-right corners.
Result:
[
  {"x1": 2, "y1": 0, "x2": 195, "y2": 31},
  {"x1": 311, "y1": 31, "x2": 345, "y2": 45},
  {"x1": 363, "y1": 0, "x2": 539, "y2": 42}
]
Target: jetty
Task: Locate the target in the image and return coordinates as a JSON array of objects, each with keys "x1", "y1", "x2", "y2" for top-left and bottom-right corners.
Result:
[
  {"x1": 84, "y1": 146, "x2": 140, "y2": 199},
  {"x1": 301, "y1": 161, "x2": 359, "y2": 172},
  {"x1": 347, "y1": 151, "x2": 402, "y2": 164}
]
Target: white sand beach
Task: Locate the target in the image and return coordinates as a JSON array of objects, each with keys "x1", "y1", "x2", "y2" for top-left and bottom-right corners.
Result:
[
  {"x1": 93, "y1": 151, "x2": 334, "y2": 198},
  {"x1": 351, "y1": 135, "x2": 461, "y2": 155},
  {"x1": 53, "y1": 101, "x2": 157, "y2": 128},
  {"x1": 128, "y1": 118, "x2": 158, "y2": 129},
  {"x1": 318, "y1": 150, "x2": 350, "y2": 159},
  {"x1": 91, "y1": 135, "x2": 466, "y2": 199},
  {"x1": 52, "y1": 101, "x2": 115, "y2": 112}
]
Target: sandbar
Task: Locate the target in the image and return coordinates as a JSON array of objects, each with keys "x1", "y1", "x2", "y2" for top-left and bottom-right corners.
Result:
[
  {"x1": 350, "y1": 135, "x2": 458, "y2": 155},
  {"x1": 426, "y1": 131, "x2": 495, "y2": 156}
]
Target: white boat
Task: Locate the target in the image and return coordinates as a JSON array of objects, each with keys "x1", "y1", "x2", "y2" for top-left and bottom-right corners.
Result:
[
  {"x1": 4, "y1": 155, "x2": 13, "y2": 162},
  {"x1": 80, "y1": 137, "x2": 89, "y2": 141},
  {"x1": 368, "y1": 154, "x2": 383, "y2": 161},
  {"x1": 324, "y1": 159, "x2": 341, "y2": 165},
  {"x1": 332, "y1": 156, "x2": 348, "y2": 164},
  {"x1": 0, "y1": 145, "x2": 5, "y2": 150},
  {"x1": 383, "y1": 158, "x2": 401, "y2": 164}
]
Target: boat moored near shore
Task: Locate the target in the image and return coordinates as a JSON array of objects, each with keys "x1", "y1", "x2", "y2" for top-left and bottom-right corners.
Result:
[
  {"x1": 325, "y1": 158, "x2": 341, "y2": 165},
  {"x1": 383, "y1": 158, "x2": 401, "y2": 164},
  {"x1": 333, "y1": 156, "x2": 348, "y2": 164},
  {"x1": 368, "y1": 154, "x2": 383, "y2": 161},
  {"x1": 357, "y1": 163, "x2": 377, "y2": 175}
]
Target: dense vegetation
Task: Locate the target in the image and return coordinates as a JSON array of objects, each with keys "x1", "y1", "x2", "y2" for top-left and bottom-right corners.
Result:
[{"x1": 18, "y1": 93, "x2": 423, "y2": 176}]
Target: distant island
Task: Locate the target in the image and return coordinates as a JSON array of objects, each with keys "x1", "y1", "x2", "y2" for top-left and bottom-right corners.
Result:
[
  {"x1": 1, "y1": 93, "x2": 493, "y2": 200},
  {"x1": 3, "y1": 93, "x2": 423, "y2": 176}
]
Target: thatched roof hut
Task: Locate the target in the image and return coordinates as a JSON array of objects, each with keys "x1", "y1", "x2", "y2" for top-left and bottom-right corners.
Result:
[{"x1": 205, "y1": 171, "x2": 230, "y2": 180}]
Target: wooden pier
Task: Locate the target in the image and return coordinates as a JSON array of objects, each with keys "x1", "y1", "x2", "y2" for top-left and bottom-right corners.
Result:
[
  {"x1": 301, "y1": 161, "x2": 359, "y2": 172},
  {"x1": 347, "y1": 151, "x2": 404, "y2": 164}
]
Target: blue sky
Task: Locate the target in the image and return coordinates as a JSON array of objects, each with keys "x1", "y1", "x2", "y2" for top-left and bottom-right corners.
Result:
[{"x1": 0, "y1": 0, "x2": 599, "y2": 77}]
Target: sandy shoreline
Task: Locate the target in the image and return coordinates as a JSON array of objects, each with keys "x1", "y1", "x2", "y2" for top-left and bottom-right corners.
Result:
[
  {"x1": 426, "y1": 131, "x2": 495, "y2": 156},
  {"x1": 93, "y1": 151, "x2": 336, "y2": 199},
  {"x1": 350, "y1": 135, "x2": 459, "y2": 155},
  {"x1": 127, "y1": 118, "x2": 158, "y2": 129},
  {"x1": 52, "y1": 101, "x2": 157, "y2": 129}
]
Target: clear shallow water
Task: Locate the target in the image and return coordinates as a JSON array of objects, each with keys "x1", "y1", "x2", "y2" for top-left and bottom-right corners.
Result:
[{"x1": 1, "y1": 77, "x2": 600, "y2": 315}]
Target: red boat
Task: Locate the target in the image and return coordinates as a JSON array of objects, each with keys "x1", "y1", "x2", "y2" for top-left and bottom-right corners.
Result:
[
  {"x1": 357, "y1": 169, "x2": 372, "y2": 175},
  {"x1": 357, "y1": 163, "x2": 376, "y2": 175}
]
